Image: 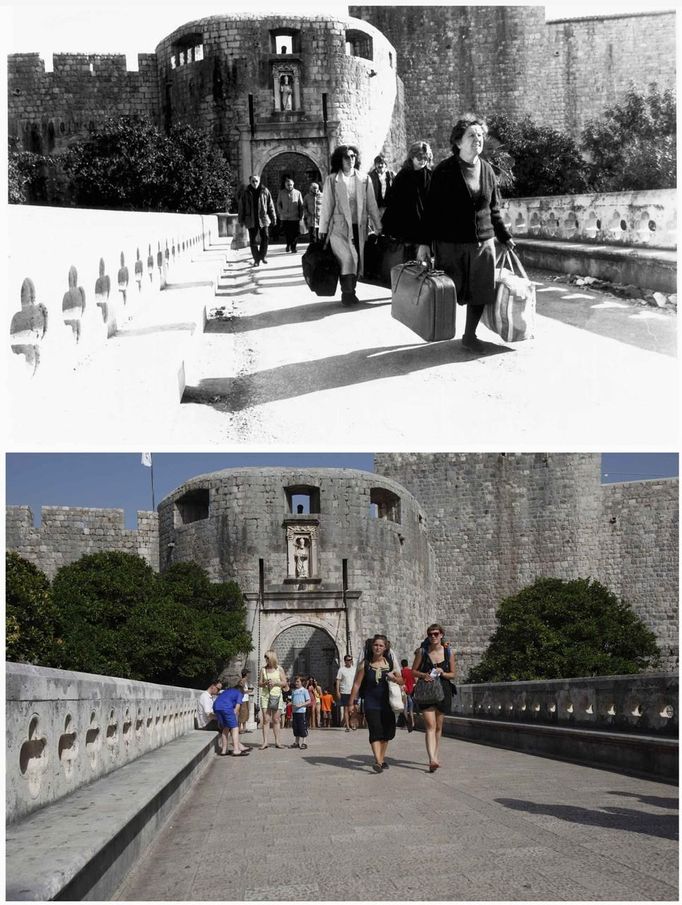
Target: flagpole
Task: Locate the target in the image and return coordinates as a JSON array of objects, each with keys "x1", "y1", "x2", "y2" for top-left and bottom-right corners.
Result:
[{"x1": 150, "y1": 456, "x2": 156, "y2": 510}]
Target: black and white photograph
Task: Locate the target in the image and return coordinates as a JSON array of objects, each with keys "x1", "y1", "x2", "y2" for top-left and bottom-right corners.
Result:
[{"x1": 3, "y1": 1, "x2": 679, "y2": 903}]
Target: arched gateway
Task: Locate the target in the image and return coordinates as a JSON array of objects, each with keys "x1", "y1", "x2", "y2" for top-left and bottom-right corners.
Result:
[
  {"x1": 260, "y1": 152, "x2": 322, "y2": 242},
  {"x1": 272, "y1": 625, "x2": 339, "y2": 690}
]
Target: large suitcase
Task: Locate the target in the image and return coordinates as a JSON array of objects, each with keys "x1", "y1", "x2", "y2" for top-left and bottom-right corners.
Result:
[
  {"x1": 482, "y1": 249, "x2": 536, "y2": 342},
  {"x1": 363, "y1": 234, "x2": 409, "y2": 287},
  {"x1": 301, "y1": 240, "x2": 339, "y2": 297},
  {"x1": 390, "y1": 262, "x2": 457, "y2": 341}
]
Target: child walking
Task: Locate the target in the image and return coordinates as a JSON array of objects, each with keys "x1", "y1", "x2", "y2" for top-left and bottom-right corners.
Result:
[{"x1": 289, "y1": 675, "x2": 310, "y2": 749}]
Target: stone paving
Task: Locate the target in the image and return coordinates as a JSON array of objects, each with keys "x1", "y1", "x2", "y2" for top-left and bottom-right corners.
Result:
[
  {"x1": 11, "y1": 240, "x2": 677, "y2": 449},
  {"x1": 115, "y1": 726, "x2": 679, "y2": 901}
]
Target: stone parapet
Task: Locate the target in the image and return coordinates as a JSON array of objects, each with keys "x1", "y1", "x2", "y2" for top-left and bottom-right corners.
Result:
[
  {"x1": 504, "y1": 189, "x2": 677, "y2": 250},
  {"x1": 6, "y1": 662, "x2": 202, "y2": 824},
  {"x1": 454, "y1": 674, "x2": 678, "y2": 736}
]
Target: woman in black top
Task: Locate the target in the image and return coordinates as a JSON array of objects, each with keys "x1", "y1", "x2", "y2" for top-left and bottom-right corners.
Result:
[
  {"x1": 411, "y1": 622, "x2": 456, "y2": 772},
  {"x1": 348, "y1": 634, "x2": 404, "y2": 773},
  {"x1": 381, "y1": 140, "x2": 433, "y2": 260},
  {"x1": 416, "y1": 114, "x2": 516, "y2": 352}
]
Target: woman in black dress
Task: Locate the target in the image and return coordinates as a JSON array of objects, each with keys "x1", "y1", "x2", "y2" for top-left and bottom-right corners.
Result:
[
  {"x1": 348, "y1": 634, "x2": 404, "y2": 773},
  {"x1": 381, "y1": 139, "x2": 433, "y2": 260},
  {"x1": 411, "y1": 623, "x2": 456, "y2": 772}
]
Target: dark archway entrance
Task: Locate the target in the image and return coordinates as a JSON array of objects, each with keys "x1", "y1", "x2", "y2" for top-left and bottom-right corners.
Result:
[
  {"x1": 260, "y1": 152, "x2": 322, "y2": 243},
  {"x1": 272, "y1": 625, "x2": 339, "y2": 691}
]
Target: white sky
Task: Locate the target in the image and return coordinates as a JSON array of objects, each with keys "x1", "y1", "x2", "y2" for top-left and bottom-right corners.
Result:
[{"x1": 4, "y1": 1, "x2": 676, "y2": 62}]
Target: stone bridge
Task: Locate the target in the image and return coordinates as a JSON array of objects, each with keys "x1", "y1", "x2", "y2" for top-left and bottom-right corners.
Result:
[{"x1": 6, "y1": 664, "x2": 678, "y2": 901}]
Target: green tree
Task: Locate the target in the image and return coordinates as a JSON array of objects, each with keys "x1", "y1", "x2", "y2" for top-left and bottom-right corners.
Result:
[
  {"x1": 467, "y1": 577, "x2": 661, "y2": 683},
  {"x1": 487, "y1": 114, "x2": 589, "y2": 197},
  {"x1": 582, "y1": 83, "x2": 676, "y2": 191},
  {"x1": 6, "y1": 552, "x2": 61, "y2": 665},
  {"x1": 62, "y1": 115, "x2": 234, "y2": 212},
  {"x1": 50, "y1": 552, "x2": 251, "y2": 686}
]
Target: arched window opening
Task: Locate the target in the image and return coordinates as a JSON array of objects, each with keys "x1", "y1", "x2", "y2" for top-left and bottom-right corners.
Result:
[
  {"x1": 345, "y1": 29, "x2": 373, "y2": 61},
  {"x1": 175, "y1": 487, "x2": 209, "y2": 525},
  {"x1": 270, "y1": 30, "x2": 301, "y2": 54},
  {"x1": 369, "y1": 488, "x2": 401, "y2": 523}
]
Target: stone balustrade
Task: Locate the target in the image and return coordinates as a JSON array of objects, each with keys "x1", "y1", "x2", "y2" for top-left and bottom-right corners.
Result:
[
  {"x1": 454, "y1": 673, "x2": 678, "y2": 735},
  {"x1": 6, "y1": 662, "x2": 203, "y2": 824},
  {"x1": 502, "y1": 189, "x2": 677, "y2": 250},
  {"x1": 7, "y1": 206, "x2": 220, "y2": 378}
]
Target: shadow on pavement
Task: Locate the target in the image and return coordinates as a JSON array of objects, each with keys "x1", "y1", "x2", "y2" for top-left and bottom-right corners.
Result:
[
  {"x1": 205, "y1": 296, "x2": 392, "y2": 333},
  {"x1": 182, "y1": 339, "x2": 512, "y2": 410},
  {"x1": 163, "y1": 280, "x2": 215, "y2": 290},
  {"x1": 608, "y1": 790, "x2": 679, "y2": 810},
  {"x1": 116, "y1": 322, "x2": 197, "y2": 337},
  {"x1": 299, "y1": 752, "x2": 428, "y2": 773},
  {"x1": 495, "y1": 798, "x2": 679, "y2": 840}
]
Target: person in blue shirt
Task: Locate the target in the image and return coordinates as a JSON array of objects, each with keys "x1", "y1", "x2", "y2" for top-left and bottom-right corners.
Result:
[
  {"x1": 289, "y1": 675, "x2": 311, "y2": 749},
  {"x1": 213, "y1": 677, "x2": 251, "y2": 757}
]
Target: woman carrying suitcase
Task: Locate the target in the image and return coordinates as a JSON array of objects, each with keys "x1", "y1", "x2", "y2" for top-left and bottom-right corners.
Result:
[
  {"x1": 381, "y1": 139, "x2": 434, "y2": 261},
  {"x1": 319, "y1": 145, "x2": 383, "y2": 306},
  {"x1": 416, "y1": 114, "x2": 516, "y2": 352}
]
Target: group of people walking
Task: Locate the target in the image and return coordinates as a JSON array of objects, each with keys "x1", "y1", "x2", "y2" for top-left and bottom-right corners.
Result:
[
  {"x1": 237, "y1": 113, "x2": 516, "y2": 347},
  {"x1": 197, "y1": 624, "x2": 456, "y2": 773}
]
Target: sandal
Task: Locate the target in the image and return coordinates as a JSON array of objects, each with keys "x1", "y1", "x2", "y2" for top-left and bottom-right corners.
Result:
[
  {"x1": 259, "y1": 745, "x2": 268, "y2": 750},
  {"x1": 300, "y1": 743, "x2": 308, "y2": 749},
  {"x1": 429, "y1": 762, "x2": 439, "y2": 773},
  {"x1": 275, "y1": 744, "x2": 285, "y2": 749},
  {"x1": 289, "y1": 743, "x2": 300, "y2": 748},
  {"x1": 372, "y1": 762, "x2": 383, "y2": 773},
  {"x1": 232, "y1": 751, "x2": 249, "y2": 757}
]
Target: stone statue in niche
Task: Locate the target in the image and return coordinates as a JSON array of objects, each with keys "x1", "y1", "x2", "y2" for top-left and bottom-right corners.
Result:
[
  {"x1": 294, "y1": 535, "x2": 309, "y2": 577},
  {"x1": 280, "y1": 75, "x2": 293, "y2": 111}
]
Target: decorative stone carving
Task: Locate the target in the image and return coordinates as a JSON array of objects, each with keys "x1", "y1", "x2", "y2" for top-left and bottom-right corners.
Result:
[
  {"x1": 272, "y1": 62, "x2": 301, "y2": 112},
  {"x1": 286, "y1": 522, "x2": 318, "y2": 580}
]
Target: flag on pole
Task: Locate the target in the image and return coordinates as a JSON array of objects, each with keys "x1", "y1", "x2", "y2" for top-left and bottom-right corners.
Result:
[{"x1": 141, "y1": 453, "x2": 152, "y2": 467}]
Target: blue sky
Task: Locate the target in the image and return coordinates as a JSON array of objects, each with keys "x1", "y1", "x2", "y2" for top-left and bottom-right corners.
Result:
[{"x1": 5, "y1": 453, "x2": 678, "y2": 529}]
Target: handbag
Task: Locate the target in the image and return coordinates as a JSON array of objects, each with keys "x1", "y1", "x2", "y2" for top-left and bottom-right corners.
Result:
[
  {"x1": 482, "y1": 248, "x2": 536, "y2": 342},
  {"x1": 266, "y1": 691, "x2": 281, "y2": 711},
  {"x1": 387, "y1": 678, "x2": 404, "y2": 714},
  {"x1": 413, "y1": 677, "x2": 444, "y2": 706}
]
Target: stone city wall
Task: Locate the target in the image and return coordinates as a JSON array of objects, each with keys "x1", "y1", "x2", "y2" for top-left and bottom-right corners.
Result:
[
  {"x1": 374, "y1": 453, "x2": 679, "y2": 676},
  {"x1": 6, "y1": 662, "x2": 200, "y2": 824},
  {"x1": 6, "y1": 506, "x2": 158, "y2": 580},
  {"x1": 350, "y1": 6, "x2": 676, "y2": 164},
  {"x1": 8, "y1": 53, "x2": 159, "y2": 154}
]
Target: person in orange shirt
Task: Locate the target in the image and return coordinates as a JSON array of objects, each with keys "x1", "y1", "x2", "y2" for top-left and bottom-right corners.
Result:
[{"x1": 320, "y1": 689, "x2": 334, "y2": 727}]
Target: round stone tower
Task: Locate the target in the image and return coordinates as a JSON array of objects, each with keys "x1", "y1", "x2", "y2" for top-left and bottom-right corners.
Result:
[
  {"x1": 154, "y1": 14, "x2": 405, "y2": 200},
  {"x1": 157, "y1": 467, "x2": 434, "y2": 687}
]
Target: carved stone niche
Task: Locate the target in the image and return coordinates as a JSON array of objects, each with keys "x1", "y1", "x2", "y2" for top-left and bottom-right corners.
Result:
[
  {"x1": 272, "y1": 62, "x2": 301, "y2": 112},
  {"x1": 285, "y1": 521, "x2": 319, "y2": 581}
]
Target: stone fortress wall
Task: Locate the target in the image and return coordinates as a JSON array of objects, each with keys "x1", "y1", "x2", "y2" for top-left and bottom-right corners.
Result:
[
  {"x1": 8, "y1": 6, "x2": 674, "y2": 177},
  {"x1": 156, "y1": 467, "x2": 436, "y2": 672},
  {"x1": 8, "y1": 14, "x2": 404, "y2": 188},
  {"x1": 373, "y1": 454, "x2": 679, "y2": 676},
  {"x1": 6, "y1": 457, "x2": 678, "y2": 678},
  {"x1": 5, "y1": 506, "x2": 159, "y2": 580},
  {"x1": 348, "y1": 6, "x2": 676, "y2": 164}
]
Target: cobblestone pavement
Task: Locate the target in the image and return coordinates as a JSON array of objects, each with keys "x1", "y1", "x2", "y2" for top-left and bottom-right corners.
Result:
[
  {"x1": 179, "y1": 245, "x2": 677, "y2": 449},
  {"x1": 115, "y1": 726, "x2": 678, "y2": 901}
]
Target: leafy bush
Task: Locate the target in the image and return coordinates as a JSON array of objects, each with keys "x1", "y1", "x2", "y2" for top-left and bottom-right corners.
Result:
[
  {"x1": 467, "y1": 577, "x2": 661, "y2": 683},
  {"x1": 486, "y1": 114, "x2": 589, "y2": 197},
  {"x1": 6, "y1": 553, "x2": 61, "y2": 665},
  {"x1": 49, "y1": 552, "x2": 251, "y2": 686},
  {"x1": 582, "y1": 83, "x2": 676, "y2": 191},
  {"x1": 8, "y1": 141, "x2": 65, "y2": 205}
]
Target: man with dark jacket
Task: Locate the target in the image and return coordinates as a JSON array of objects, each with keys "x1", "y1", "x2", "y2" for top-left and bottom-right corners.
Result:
[
  {"x1": 238, "y1": 174, "x2": 277, "y2": 266},
  {"x1": 368, "y1": 155, "x2": 395, "y2": 217}
]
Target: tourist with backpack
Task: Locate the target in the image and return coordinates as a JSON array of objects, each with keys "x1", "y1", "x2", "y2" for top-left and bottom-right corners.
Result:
[
  {"x1": 411, "y1": 623, "x2": 456, "y2": 772},
  {"x1": 347, "y1": 634, "x2": 404, "y2": 772}
]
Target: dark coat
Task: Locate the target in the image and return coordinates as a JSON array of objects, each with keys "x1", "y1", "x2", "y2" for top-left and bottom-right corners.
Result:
[
  {"x1": 420, "y1": 155, "x2": 511, "y2": 246},
  {"x1": 369, "y1": 168, "x2": 395, "y2": 208},
  {"x1": 381, "y1": 166, "x2": 431, "y2": 244},
  {"x1": 238, "y1": 184, "x2": 276, "y2": 229}
]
